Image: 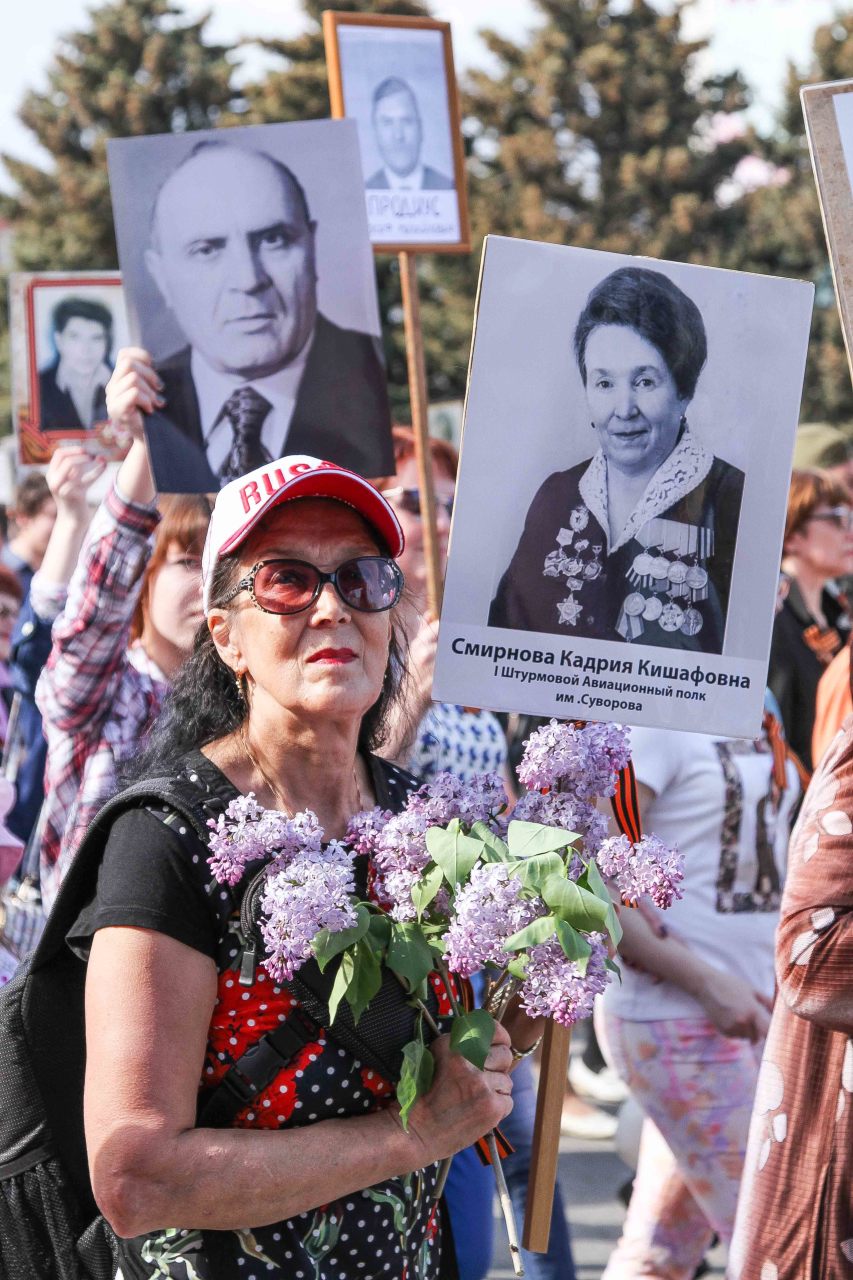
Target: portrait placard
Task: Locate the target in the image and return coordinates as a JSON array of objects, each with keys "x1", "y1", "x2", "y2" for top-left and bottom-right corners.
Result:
[
  {"x1": 9, "y1": 271, "x2": 131, "y2": 467},
  {"x1": 324, "y1": 12, "x2": 470, "y2": 254},
  {"x1": 434, "y1": 237, "x2": 814, "y2": 738},
  {"x1": 106, "y1": 120, "x2": 392, "y2": 493},
  {"x1": 802, "y1": 78, "x2": 853, "y2": 385}
]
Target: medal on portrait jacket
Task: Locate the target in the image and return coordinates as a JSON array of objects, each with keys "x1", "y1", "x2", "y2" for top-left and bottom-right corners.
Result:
[
  {"x1": 542, "y1": 506, "x2": 603, "y2": 628},
  {"x1": 616, "y1": 517, "x2": 713, "y2": 641}
]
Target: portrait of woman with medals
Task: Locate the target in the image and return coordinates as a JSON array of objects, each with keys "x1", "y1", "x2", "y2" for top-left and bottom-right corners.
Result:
[{"x1": 488, "y1": 266, "x2": 744, "y2": 654}]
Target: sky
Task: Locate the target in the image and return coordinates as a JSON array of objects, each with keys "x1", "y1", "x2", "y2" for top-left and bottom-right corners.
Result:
[{"x1": 0, "y1": 0, "x2": 842, "y2": 189}]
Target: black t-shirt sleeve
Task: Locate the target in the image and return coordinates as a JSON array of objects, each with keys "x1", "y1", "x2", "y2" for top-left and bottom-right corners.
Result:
[{"x1": 68, "y1": 806, "x2": 221, "y2": 960}]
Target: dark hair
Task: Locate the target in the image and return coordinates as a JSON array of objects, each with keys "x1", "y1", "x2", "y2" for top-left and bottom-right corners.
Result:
[
  {"x1": 52, "y1": 296, "x2": 113, "y2": 344},
  {"x1": 126, "y1": 523, "x2": 407, "y2": 781},
  {"x1": 574, "y1": 267, "x2": 707, "y2": 401},
  {"x1": 372, "y1": 76, "x2": 418, "y2": 113},
  {"x1": 13, "y1": 473, "x2": 51, "y2": 520},
  {"x1": 150, "y1": 141, "x2": 312, "y2": 246}
]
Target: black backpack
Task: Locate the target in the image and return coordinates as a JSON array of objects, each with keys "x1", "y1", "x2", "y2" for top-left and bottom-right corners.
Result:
[{"x1": 0, "y1": 757, "x2": 447, "y2": 1280}]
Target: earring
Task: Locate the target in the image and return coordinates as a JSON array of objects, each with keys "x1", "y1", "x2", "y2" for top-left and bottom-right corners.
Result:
[{"x1": 234, "y1": 671, "x2": 249, "y2": 705}]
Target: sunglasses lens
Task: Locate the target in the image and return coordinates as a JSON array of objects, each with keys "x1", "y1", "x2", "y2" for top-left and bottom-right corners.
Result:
[
  {"x1": 254, "y1": 561, "x2": 320, "y2": 613},
  {"x1": 337, "y1": 558, "x2": 401, "y2": 612}
]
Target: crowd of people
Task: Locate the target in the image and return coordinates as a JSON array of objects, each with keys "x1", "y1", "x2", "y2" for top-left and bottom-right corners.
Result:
[{"x1": 0, "y1": 346, "x2": 851, "y2": 1280}]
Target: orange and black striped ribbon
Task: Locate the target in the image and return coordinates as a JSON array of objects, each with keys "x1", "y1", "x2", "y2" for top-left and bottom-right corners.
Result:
[
  {"x1": 762, "y1": 709, "x2": 811, "y2": 792},
  {"x1": 611, "y1": 759, "x2": 642, "y2": 845}
]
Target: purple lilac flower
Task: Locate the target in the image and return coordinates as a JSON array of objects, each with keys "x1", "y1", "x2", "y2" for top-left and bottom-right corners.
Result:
[
  {"x1": 519, "y1": 933, "x2": 609, "y2": 1027},
  {"x1": 595, "y1": 833, "x2": 684, "y2": 909},
  {"x1": 345, "y1": 807, "x2": 391, "y2": 857},
  {"x1": 259, "y1": 839, "x2": 358, "y2": 982},
  {"x1": 443, "y1": 864, "x2": 542, "y2": 977},
  {"x1": 511, "y1": 790, "x2": 608, "y2": 865},
  {"x1": 370, "y1": 809, "x2": 432, "y2": 921},
  {"x1": 207, "y1": 793, "x2": 268, "y2": 885},
  {"x1": 517, "y1": 720, "x2": 631, "y2": 801},
  {"x1": 206, "y1": 796, "x2": 325, "y2": 886},
  {"x1": 406, "y1": 771, "x2": 507, "y2": 827}
]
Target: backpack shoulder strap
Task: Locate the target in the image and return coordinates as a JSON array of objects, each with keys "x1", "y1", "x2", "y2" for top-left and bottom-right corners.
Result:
[{"x1": 32, "y1": 761, "x2": 231, "y2": 970}]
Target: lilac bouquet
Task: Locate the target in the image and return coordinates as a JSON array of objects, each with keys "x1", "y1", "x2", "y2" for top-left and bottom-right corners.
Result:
[
  {"x1": 206, "y1": 720, "x2": 682, "y2": 1275},
  {"x1": 206, "y1": 720, "x2": 682, "y2": 1115}
]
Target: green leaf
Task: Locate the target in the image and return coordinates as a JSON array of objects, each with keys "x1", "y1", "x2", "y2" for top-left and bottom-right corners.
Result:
[
  {"x1": 347, "y1": 938, "x2": 383, "y2": 1024},
  {"x1": 605, "y1": 957, "x2": 622, "y2": 983},
  {"x1": 603, "y1": 902, "x2": 623, "y2": 948},
  {"x1": 426, "y1": 822, "x2": 483, "y2": 887},
  {"x1": 503, "y1": 914, "x2": 558, "y2": 952},
  {"x1": 449, "y1": 1008, "x2": 496, "y2": 1070},
  {"x1": 469, "y1": 821, "x2": 510, "y2": 862},
  {"x1": 578, "y1": 858, "x2": 612, "y2": 904},
  {"x1": 542, "y1": 874, "x2": 611, "y2": 932},
  {"x1": 387, "y1": 922, "x2": 435, "y2": 991},
  {"x1": 312, "y1": 903, "x2": 370, "y2": 972},
  {"x1": 327, "y1": 950, "x2": 355, "y2": 1026},
  {"x1": 554, "y1": 919, "x2": 592, "y2": 974},
  {"x1": 367, "y1": 912, "x2": 392, "y2": 950},
  {"x1": 511, "y1": 852, "x2": 565, "y2": 894},
  {"x1": 396, "y1": 1036, "x2": 435, "y2": 1129},
  {"x1": 411, "y1": 863, "x2": 444, "y2": 920},
  {"x1": 507, "y1": 953, "x2": 530, "y2": 980},
  {"x1": 506, "y1": 821, "x2": 580, "y2": 859}
]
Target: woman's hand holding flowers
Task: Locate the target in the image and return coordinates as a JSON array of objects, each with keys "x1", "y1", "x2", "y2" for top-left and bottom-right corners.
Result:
[{"x1": 403, "y1": 1024, "x2": 514, "y2": 1164}]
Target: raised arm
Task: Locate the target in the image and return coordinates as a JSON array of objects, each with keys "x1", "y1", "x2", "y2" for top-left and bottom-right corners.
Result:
[{"x1": 35, "y1": 350, "x2": 164, "y2": 737}]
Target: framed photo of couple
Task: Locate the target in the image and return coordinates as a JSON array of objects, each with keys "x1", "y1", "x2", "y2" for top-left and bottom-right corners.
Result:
[
  {"x1": 323, "y1": 11, "x2": 471, "y2": 254},
  {"x1": 433, "y1": 236, "x2": 815, "y2": 739}
]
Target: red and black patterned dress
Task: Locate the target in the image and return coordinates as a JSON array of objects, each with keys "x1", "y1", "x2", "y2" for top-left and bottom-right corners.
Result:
[{"x1": 70, "y1": 750, "x2": 452, "y2": 1280}]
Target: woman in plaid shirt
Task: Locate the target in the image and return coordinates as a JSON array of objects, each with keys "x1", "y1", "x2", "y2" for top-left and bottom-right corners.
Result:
[{"x1": 36, "y1": 347, "x2": 211, "y2": 908}]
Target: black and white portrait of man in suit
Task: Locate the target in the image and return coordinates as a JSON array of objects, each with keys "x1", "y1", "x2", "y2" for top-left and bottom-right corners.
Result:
[
  {"x1": 365, "y1": 77, "x2": 454, "y2": 191},
  {"x1": 107, "y1": 123, "x2": 393, "y2": 492}
]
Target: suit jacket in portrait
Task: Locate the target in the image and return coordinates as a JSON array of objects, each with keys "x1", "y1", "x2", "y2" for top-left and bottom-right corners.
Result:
[
  {"x1": 365, "y1": 165, "x2": 454, "y2": 190},
  {"x1": 145, "y1": 313, "x2": 393, "y2": 492},
  {"x1": 37, "y1": 361, "x2": 108, "y2": 433},
  {"x1": 489, "y1": 432, "x2": 745, "y2": 656}
]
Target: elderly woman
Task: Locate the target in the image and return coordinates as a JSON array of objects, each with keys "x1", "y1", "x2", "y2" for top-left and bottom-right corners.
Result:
[
  {"x1": 69, "y1": 449, "x2": 525, "y2": 1280},
  {"x1": 489, "y1": 267, "x2": 744, "y2": 653}
]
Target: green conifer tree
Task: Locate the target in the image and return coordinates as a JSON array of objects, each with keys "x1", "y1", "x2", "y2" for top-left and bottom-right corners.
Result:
[
  {"x1": 734, "y1": 14, "x2": 853, "y2": 424},
  {"x1": 2, "y1": 0, "x2": 238, "y2": 271}
]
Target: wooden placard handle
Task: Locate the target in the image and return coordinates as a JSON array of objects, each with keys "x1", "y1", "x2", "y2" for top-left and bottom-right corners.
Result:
[
  {"x1": 522, "y1": 1021, "x2": 571, "y2": 1253},
  {"x1": 398, "y1": 250, "x2": 443, "y2": 616}
]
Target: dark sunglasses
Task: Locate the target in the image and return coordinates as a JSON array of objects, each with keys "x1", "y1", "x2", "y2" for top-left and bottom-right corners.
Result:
[
  {"x1": 385, "y1": 486, "x2": 454, "y2": 520},
  {"x1": 808, "y1": 506, "x2": 853, "y2": 532},
  {"x1": 221, "y1": 556, "x2": 404, "y2": 616}
]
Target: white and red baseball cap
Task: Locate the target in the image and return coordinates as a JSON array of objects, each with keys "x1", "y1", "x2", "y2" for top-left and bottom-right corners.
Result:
[{"x1": 201, "y1": 454, "x2": 405, "y2": 612}]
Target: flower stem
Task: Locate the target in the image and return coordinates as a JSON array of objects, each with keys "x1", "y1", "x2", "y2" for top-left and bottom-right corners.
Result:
[
  {"x1": 436, "y1": 957, "x2": 463, "y2": 1017},
  {"x1": 488, "y1": 1130, "x2": 524, "y2": 1277},
  {"x1": 412, "y1": 996, "x2": 441, "y2": 1038},
  {"x1": 433, "y1": 1155, "x2": 453, "y2": 1199}
]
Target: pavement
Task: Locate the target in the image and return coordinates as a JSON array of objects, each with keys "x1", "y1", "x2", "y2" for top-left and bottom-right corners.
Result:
[{"x1": 488, "y1": 1130, "x2": 727, "y2": 1279}]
